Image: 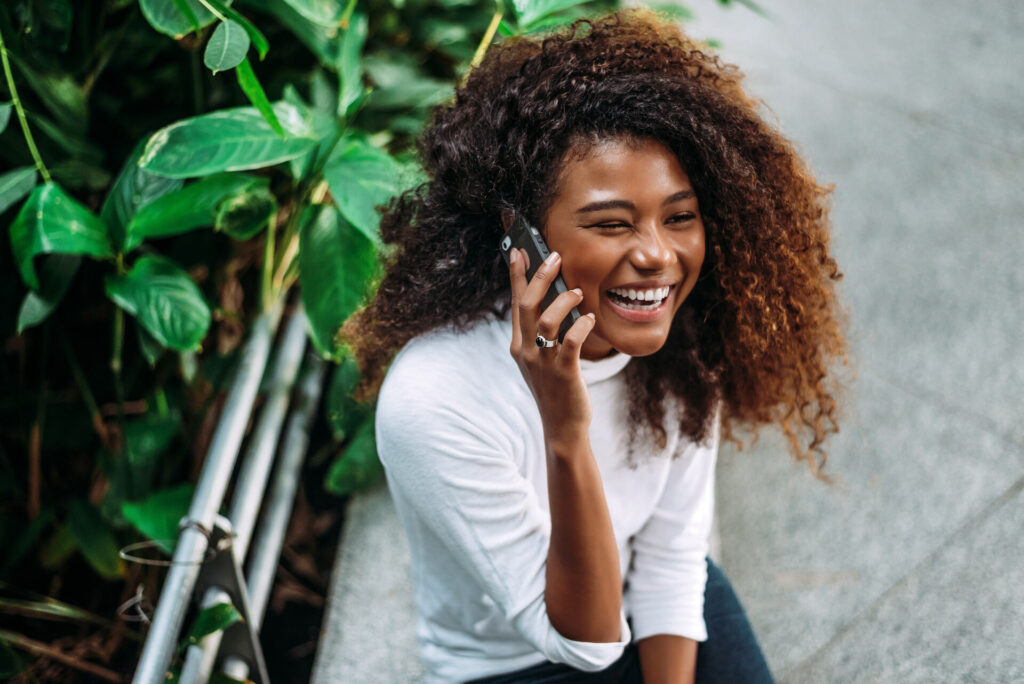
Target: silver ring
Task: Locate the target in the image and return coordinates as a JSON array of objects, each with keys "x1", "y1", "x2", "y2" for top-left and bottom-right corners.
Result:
[{"x1": 535, "y1": 334, "x2": 556, "y2": 348}]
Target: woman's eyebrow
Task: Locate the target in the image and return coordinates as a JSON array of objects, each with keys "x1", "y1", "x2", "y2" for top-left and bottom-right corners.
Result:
[{"x1": 574, "y1": 189, "x2": 697, "y2": 214}]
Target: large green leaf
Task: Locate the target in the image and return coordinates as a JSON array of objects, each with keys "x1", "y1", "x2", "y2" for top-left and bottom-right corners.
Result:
[
  {"x1": 8, "y1": 183, "x2": 113, "y2": 290},
  {"x1": 362, "y1": 54, "x2": 453, "y2": 112},
  {"x1": 139, "y1": 0, "x2": 217, "y2": 38},
  {"x1": 137, "y1": 323, "x2": 166, "y2": 368},
  {"x1": 105, "y1": 255, "x2": 211, "y2": 351},
  {"x1": 279, "y1": 0, "x2": 344, "y2": 26},
  {"x1": 512, "y1": 0, "x2": 588, "y2": 28},
  {"x1": 283, "y1": 84, "x2": 339, "y2": 179},
  {"x1": 24, "y1": 109, "x2": 102, "y2": 162},
  {"x1": 254, "y1": 0, "x2": 339, "y2": 66},
  {"x1": 323, "y1": 137, "x2": 404, "y2": 243},
  {"x1": 67, "y1": 500, "x2": 124, "y2": 580},
  {"x1": 16, "y1": 255, "x2": 81, "y2": 333},
  {"x1": 298, "y1": 206, "x2": 379, "y2": 360},
  {"x1": 101, "y1": 139, "x2": 184, "y2": 251},
  {"x1": 139, "y1": 103, "x2": 316, "y2": 178},
  {"x1": 123, "y1": 415, "x2": 180, "y2": 500},
  {"x1": 214, "y1": 183, "x2": 277, "y2": 240},
  {"x1": 170, "y1": 0, "x2": 202, "y2": 31},
  {"x1": 326, "y1": 354, "x2": 370, "y2": 441},
  {"x1": 39, "y1": 525, "x2": 77, "y2": 570},
  {"x1": 124, "y1": 173, "x2": 260, "y2": 250},
  {"x1": 122, "y1": 484, "x2": 194, "y2": 555},
  {"x1": 0, "y1": 167, "x2": 38, "y2": 215},
  {"x1": 9, "y1": 56, "x2": 88, "y2": 135},
  {"x1": 338, "y1": 13, "x2": 368, "y2": 116},
  {"x1": 325, "y1": 415, "x2": 382, "y2": 496},
  {"x1": 205, "y1": 20, "x2": 250, "y2": 74}
]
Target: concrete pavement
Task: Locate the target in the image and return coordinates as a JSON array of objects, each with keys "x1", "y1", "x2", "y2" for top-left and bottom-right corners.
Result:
[{"x1": 686, "y1": 1, "x2": 1024, "y2": 681}]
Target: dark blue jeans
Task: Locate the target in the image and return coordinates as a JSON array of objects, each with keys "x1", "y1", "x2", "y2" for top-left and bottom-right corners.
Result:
[{"x1": 466, "y1": 558, "x2": 774, "y2": 683}]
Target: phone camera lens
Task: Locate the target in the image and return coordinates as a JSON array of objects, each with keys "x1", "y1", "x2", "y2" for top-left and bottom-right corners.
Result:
[{"x1": 500, "y1": 236, "x2": 511, "y2": 251}]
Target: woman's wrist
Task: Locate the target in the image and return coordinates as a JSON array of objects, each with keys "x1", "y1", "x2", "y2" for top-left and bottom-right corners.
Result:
[{"x1": 543, "y1": 425, "x2": 591, "y2": 460}]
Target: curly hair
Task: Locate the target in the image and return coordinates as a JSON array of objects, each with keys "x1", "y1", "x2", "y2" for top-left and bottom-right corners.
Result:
[{"x1": 341, "y1": 9, "x2": 847, "y2": 477}]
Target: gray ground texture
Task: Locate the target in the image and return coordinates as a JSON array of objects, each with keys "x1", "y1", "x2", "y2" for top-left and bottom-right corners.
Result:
[{"x1": 313, "y1": 1, "x2": 1024, "y2": 681}]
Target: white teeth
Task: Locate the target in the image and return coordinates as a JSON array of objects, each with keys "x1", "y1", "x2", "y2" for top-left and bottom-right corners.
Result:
[{"x1": 608, "y1": 285, "x2": 671, "y2": 301}]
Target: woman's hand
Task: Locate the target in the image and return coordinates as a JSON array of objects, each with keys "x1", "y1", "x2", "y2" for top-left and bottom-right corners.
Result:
[
  {"x1": 509, "y1": 246, "x2": 624, "y2": 643},
  {"x1": 508, "y1": 248, "x2": 598, "y2": 450}
]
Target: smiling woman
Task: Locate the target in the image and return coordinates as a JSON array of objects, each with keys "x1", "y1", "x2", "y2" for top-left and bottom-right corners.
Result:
[
  {"x1": 542, "y1": 137, "x2": 706, "y2": 360},
  {"x1": 340, "y1": 8, "x2": 845, "y2": 683}
]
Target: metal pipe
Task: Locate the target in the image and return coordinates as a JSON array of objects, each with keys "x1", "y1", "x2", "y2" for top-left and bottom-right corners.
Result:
[
  {"x1": 177, "y1": 588, "x2": 232, "y2": 684},
  {"x1": 132, "y1": 303, "x2": 282, "y2": 684},
  {"x1": 222, "y1": 355, "x2": 327, "y2": 681},
  {"x1": 229, "y1": 307, "x2": 310, "y2": 554},
  {"x1": 178, "y1": 308, "x2": 309, "y2": 684}
]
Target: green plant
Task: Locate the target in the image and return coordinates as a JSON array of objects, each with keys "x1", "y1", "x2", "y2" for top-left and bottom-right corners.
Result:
[{"x1": 0, "y1": 0, "x2": 751, "y2": 677}]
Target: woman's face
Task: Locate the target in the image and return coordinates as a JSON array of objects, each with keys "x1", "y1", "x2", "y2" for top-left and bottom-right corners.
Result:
[{"x1": 542, "y1": 137, "x2": 706, "y2": 360}]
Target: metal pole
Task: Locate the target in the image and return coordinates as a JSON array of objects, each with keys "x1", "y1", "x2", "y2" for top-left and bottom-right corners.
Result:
[
  {"x1": 178, "y1": 308, "x2": 309, "y2": 684},
  {"x1": 222, "y1": 355, "x2": 327, "y2": 681},
  {"x1": 132, "y1": 303, "x2": 283, "y2": 684}
]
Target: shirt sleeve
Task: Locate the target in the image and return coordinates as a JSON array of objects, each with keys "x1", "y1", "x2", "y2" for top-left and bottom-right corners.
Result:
[
  {"x1": 624, "y1": 407, "x2": 720, "y2": 643},
  {"x1": 375, "y1": 352, "x2": 631, "y2": 672}
]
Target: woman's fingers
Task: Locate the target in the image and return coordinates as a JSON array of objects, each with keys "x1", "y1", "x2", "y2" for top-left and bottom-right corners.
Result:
[
  {"x1": 508, "y1": 248, "x2": 527, "y2": 352},
  {"x1": 558, "y1": 312, "x2": 597, "y2": 358},
  {"x1": 510, "y1": 247, "x2": 595, "y2": 364},
  {"x1": 535, "y1": 287, "x2": 584, "y2": 341},
  {"x1": 521, "y1": 251, "x2": 561, "y2": 309}
]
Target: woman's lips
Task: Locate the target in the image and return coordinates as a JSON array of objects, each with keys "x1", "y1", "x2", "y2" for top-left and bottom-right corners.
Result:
[{"x1": 603, "y1": 285, "x2": 674, "y2": 322}]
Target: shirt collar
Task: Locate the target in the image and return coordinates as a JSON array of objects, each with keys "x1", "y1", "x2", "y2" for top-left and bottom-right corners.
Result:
[{"x1": 579, "y1": 350, "x2": 632, "y2": 384}]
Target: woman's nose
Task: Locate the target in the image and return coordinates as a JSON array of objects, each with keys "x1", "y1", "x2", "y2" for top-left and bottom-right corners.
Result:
[{"x1": 630, "y1": 226, "x2": 675, "y2": 271}]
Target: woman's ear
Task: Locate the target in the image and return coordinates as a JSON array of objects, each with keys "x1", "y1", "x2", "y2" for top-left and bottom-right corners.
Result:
[{"x1": 500, "y1": 209, "x2": 514, "y2": 232}]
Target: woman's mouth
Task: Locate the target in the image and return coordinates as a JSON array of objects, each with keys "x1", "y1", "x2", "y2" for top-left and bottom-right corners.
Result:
[{"x1": 604, "y1": 284, "x2": 675, "y2": 321}]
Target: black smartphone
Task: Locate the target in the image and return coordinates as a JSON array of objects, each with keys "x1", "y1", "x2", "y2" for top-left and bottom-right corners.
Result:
[{"x1": 499, "y1": 214, "x2": 581, "y2": 343}]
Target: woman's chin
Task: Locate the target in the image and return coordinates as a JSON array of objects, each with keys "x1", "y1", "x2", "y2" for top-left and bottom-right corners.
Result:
[{"x1": 603, "y1": 331, "x2": 671, "y2": 358}]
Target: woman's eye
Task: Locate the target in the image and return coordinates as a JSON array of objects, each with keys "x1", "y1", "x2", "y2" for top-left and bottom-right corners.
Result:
[
  {"x1": 591, "y1": 222, "x2": 630, "y2": 230},
  {"x1": 667, "y1": 213, "x2": 696, "y2": 225}
]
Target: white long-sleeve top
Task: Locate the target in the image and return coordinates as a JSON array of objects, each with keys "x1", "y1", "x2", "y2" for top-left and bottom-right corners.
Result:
[{"x1": 375, "y1": 309, "x2": 718, "y2": 683}]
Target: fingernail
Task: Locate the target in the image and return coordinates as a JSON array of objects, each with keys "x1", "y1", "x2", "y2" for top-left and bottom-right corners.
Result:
[
  {"x1": 586, "y1": 313, "x2": 595, "y2": 320},
  {"x1": 509, "y1": 249, "x2": 518, "y2": 264},
  {"x1": 571, "y1": 288, "x2": 582, "y2": 296},
  {"x1": 544, "y1": 251, "x2": 560, "y2": 265}
]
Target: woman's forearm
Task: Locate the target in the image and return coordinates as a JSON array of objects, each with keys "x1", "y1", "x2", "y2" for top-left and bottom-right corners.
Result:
[
  {"x1": 544, "y1": 431, "x2": 623, "y2": 642},
  {"x1": 637, "y1": 634, "x2": 697, "y2": 684}
]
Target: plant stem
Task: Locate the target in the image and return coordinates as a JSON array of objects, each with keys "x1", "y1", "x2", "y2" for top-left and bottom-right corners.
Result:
[
  {"x1": 110, "y1": 256, "x2": 128, "y2": 440},
  {"x1": 28, "y1": 326, "x2": 49, "y2": 520},
  {"x1": 467, "y1": 8, "x2": 503, "y2": 77},
  {"x1": 154, "y1": 386, "x2": 169, "y2": 416},
  {"x1": 194, "y1": 0, "x2": 228, "y2": 23},
  {"x1": 0, "y1": 629, "x2": 121, "y2": 683},
  {"x1": 0, "y1": 24, "x2": 51, "y2": 183},
  {"x1": 339, "y1": 0, "x2": 358, "y2": 29},
  {"x1": 262, "y1": 211, "x2": 277, "y2": 311},
  {"x1": 111, "y1": 289, "x2": 126, "y2": 447},
  {"x1": 272, "y1": 232, "x2": 300, "y2": 294}
]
